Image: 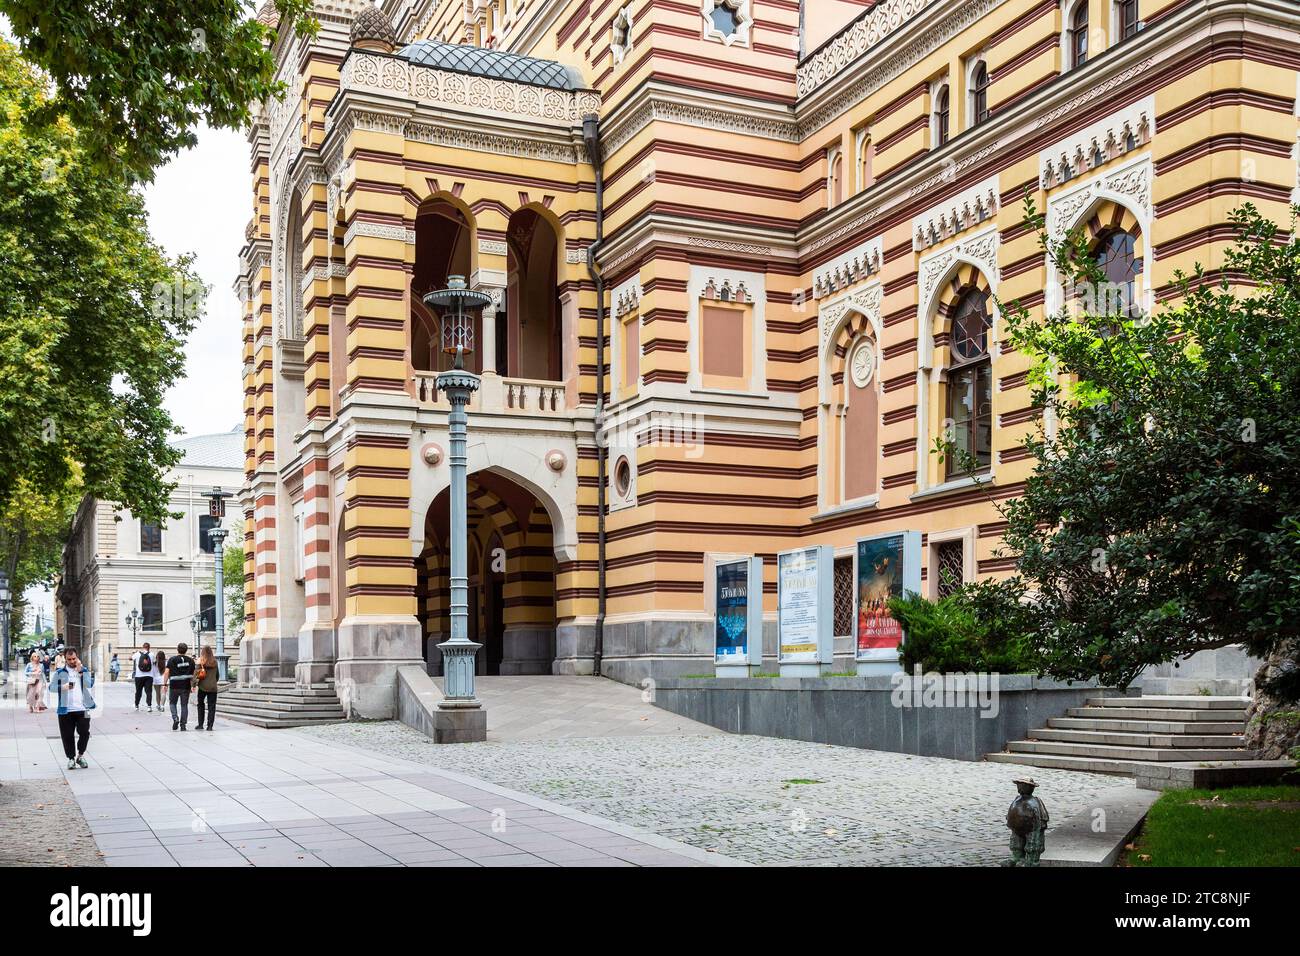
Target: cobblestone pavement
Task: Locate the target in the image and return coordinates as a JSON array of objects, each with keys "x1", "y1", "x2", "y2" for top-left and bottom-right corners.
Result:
[
  {"x1": 0, "y1": 779, "x2": 105, "y2": 867},
  {"x1": 305, "y1": 720, "x2": 1131, "y2": 866}
]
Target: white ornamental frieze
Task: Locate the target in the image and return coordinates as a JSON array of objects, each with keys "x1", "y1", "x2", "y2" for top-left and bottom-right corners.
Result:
[
  {"x1": 917, "y1": 227, "x2": 999, "y2": 318},
  {"x1": 342, "y1": 53, "x2": 601, "y2": 126}
]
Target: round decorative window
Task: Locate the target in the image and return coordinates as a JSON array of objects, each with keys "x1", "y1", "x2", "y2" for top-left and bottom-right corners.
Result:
[
  {"x1": 614, "y1": 456, "x2": 632, "y2": 498},
  {"x1": 849, "y1": 340, "x2": 876, "y2": 388}
]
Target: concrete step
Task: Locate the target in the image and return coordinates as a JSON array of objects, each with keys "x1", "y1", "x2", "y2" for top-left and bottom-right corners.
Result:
[
  {"x1": 985, "y1": 751, "x2": 1150, "y2": 776},
  {"x1": 1085, "y1": 695, "x2": 1249, "y2": 710},
  {"x1": 218, "y1": 697, "x2": 340, "y2": 712},
  {"x1": 1029, "y1": 727, "x2": 1246, "y2": 748},
  {"x1": 220, "y1": 712, "x2": 345, "y2": 730},
  {"x1": 1048, "y1": 716, "x2": 1246, "y2": 734},
  {"x1": 217, "y1": 697, "x2": 345, "y2": 712},
  {"x1": 1065, "y1": 705, "x2": 1246, "y2": 722},
  {"x1": 1007, "y1": 739, "x2": 1254, "y2": 762}
]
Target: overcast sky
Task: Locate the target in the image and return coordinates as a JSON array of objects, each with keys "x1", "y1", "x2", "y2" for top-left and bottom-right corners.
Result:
[{"x1": 145, "y1": 124, "x2": 249, "y2": 440}]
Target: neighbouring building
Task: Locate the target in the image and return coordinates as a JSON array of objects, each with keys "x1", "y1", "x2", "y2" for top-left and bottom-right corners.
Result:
[
  {"x1": 236, "y1": 0, "x2": 1297, "y2": 716},
  {"x1": 57, "y1": 430, "x2": 245, "y2": 673}
]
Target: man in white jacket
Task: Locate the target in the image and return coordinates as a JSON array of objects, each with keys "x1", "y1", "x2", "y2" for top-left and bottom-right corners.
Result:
[{"x1": 132, "y1": 642, "x2": 156, "y2": 711}]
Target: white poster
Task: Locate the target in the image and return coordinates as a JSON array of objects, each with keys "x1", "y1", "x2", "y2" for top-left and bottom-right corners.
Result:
[{"x1": 778, "y1": 547, "x2": 823, "y2": 663}]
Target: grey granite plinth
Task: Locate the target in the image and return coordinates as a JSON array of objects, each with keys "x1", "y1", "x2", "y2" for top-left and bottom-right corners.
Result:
[
  {"x1": 396, "y1": 664, "x2": 488, "y2": 743},
  {"x1": 335, "y1": 617, "x2": 424, "y2": 719}
]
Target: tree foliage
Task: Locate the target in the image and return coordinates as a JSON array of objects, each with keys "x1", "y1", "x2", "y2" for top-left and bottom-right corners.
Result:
[
  {"x1": 0, "y1": 38, "x2": 199, "y2": 545},
  {"x1": 952, "y1": 203, "x2": 1300, "y2": 700},
  {"x1": 0, "y1": 0, "x2": 317, "y2": 181}
]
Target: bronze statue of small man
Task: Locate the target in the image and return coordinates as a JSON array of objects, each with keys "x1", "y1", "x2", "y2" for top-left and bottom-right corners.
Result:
[{"x1": 1004, "y1": 777, "x2": 1049, "y2": 866}]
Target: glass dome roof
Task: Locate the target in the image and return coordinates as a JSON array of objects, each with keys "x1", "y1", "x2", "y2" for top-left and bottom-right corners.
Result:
[{"x1": 397, "y1": 40, "x2": 585, "y2": 91}]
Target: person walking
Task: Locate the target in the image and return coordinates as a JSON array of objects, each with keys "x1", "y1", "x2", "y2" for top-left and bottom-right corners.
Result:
[
  {"x1": 194, "y1": 646, "x2": 220, "y2": 731},
  {"x1": 25, "y1": 652, "x2": 47, "y2": 713},
  {"x1": 164, "y1": 643, "x2": 197, "y2": 731},
  {"x1": 109, "y1": 654, "x2": 121, "y2": 682},
  {"x1": 53, "y1": 648, "x2": 95, "y2": 770},
  {"x1": 132, "y1": 642, "x2": 154, "y2": 711},
  {"x1": 152, "y1": 649, "x2": 167, "y2": 713}
]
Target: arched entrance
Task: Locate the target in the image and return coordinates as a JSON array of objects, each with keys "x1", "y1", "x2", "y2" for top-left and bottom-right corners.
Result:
[
  {"x1": 418, "y1": 470, "x2": 558, "y2": 676},
  {"x1": 412, "y1": 197, "x2": 482, "y2": 374}
]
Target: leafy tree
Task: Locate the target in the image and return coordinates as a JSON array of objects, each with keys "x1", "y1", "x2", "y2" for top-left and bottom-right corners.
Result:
[
  {"x1": 941, "y1": 203, "x2": 1300, "y2": 701},
  {"x1": 0, "y1": 0, "x2": 316, "y2": 181},
  {"x1": 0, "y1": 38, "x2": 200, "y2": 570},
  {"x1": 0, "y1": 472, "x2": 83, "y2": 622}
]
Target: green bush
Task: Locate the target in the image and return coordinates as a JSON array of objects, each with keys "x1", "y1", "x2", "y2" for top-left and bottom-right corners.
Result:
[{"x1": 890, "y1": 580, "x2": 1039, "y2": 674}]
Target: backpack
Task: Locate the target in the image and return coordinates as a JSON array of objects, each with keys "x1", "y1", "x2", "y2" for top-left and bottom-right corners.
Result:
[{"x1": 138, "y1": 653, "x2": 152, "y2": 673}]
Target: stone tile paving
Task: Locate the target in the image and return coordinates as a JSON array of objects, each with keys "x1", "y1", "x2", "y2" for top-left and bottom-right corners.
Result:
[
  {"x1": 0, "y1": 679, "x2": 738, "y2": 868},
  {"x1": 304, "y1": 720, "x2": 1132, "y2": 866}
]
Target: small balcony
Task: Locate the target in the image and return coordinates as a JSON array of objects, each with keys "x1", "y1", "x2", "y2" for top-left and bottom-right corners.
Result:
[{"x1": 411, "y1": 371, "x2": 568, "y2": 418}]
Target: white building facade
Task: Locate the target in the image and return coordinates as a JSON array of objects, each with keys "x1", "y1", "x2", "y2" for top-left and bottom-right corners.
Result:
[{"x1": 58, "y1": 431, "x2": 245, "y2": 674}]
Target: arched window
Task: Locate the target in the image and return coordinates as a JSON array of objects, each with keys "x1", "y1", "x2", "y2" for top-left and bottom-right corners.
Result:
[
  {"x1": 1068, "y1": 2, "x2": 1088, "y2": 68},
  {"x1": 855, "y1": 128, "x2": 872, "y2": 192},
  {"x1": 934, "y1": 84, "x2": 950, "y2": 147},
  {"x1": 945, "y1": 289, "x2": 993, "y2": 478},
  {"x1": 1094, "y1": 227, "x2": 1143, "y2": 317},
  {"x1": 970, "y1": 62, "x2": 990, "y2": 127},
  {"x1": 840, "y1": 335, "x2": 878, "y2": 501},
  {"x1": 828, "y1": 149, "x2": 843, "y2": 207},
  {"x1": 1117, "y1": 0, "x2": 1140, "y2": 40}
]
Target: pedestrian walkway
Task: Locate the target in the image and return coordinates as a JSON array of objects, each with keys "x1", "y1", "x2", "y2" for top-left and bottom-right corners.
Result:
[
  {"x1": 0, "y1": 677, "x2": 737, "y2": 867},
  {"x1": 454, "y1": 675, "x2": 721, "y2": 741}
]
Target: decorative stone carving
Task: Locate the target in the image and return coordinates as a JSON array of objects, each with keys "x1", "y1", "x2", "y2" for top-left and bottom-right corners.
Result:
[
  {"x1": 1040, "y1": 96, "x2": 1154, "y2": 190},
  {"x1": 819, "y1": 282, "x2": 882, "y2": 348},
  {"x1": 912, "y1": 176, "x2": 999, "y2": 251},
  {"x1": 341, "y1": 52, "x2": 601, "y2": 126},
  {"x1": 812, "y1": 235, "x2": 883, "y2": 299},
  {"x1": 343, "y1": 221, "x2": 416, "y2": 246},
  {"x1": 478, "y1": 239, "x2": 507, "y2": 257},
  {"x1": 702, "y1": 0, "x2": 753, "y2": 47},
  {"x1": 611, "y1": 6, "x2": 634, "y2": 65},
  {"x1": 797, "y1": 0, "x2": 1001, "y2": 135},
  {"x1": 917, "y1": 227, "x2": 999, "y2": 319},
  {"x1": 1046, "y1": 156, "x2": 1152, "y2": 243},
  {"x1": 686, "y1": 236, "x2": 773, "y2": 256},
  {"x1": 611, "y1": 275, "x2": 643, "y2": 321},
  {"x1": 545, "y1": 450, "x2": 567, "y2": 473},
  {"x1": 404, "y1": 121, "x2": 583, "y2": 164},
  {"x1": 701, "y1": 276, "x2": 751, "y2": 304},
  {"x1": 350, "y1": 3, "x2": 397, "y2": 53}
]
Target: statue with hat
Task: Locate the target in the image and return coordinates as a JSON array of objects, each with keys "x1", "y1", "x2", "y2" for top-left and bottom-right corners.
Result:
[{"x1": 1004, "y1": 777, "x2": 1049, "y2": 866}]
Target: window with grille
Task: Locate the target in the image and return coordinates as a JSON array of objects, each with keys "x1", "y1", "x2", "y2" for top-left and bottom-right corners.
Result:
[
  {"x1": 833, "y1": 557, "x2": 854, "y2": 637},
  {"x1": 934, "y1": 541, "x2": 966, "y2": 598}
]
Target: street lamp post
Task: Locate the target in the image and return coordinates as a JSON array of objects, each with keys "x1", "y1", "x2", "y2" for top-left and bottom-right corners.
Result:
[
  {"x1": 0, "y1": 569, "x2": 10, "y2": 682},
  {"x1": 208, "y1": 527, "x2": 229, "y2": 681},
  {"x1": 423, "y1": 275, "x2": 490, "y2": 708},
  {"x1": 200, "y1": 486, "x2": 234, "y2": 682},
  {"x1": 126, "y1": 607, "x2": 140, "y2": 648}
]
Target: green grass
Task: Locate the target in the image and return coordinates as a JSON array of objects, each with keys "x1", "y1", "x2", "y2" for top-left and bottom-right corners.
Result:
[
  {"x1": 1127, "y1": 785, "x2": 1300, "y2": 867},
  {"x1": 782, "y1": 779, "x2": 824, "y2": 787}
]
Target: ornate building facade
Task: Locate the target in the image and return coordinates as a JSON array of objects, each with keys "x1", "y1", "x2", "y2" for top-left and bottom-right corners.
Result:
[{"x1": 236, "y1": 0, "x2": 1300, "y2": 715}]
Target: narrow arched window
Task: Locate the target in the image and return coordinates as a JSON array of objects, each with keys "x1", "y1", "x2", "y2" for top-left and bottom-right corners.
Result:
[
  {"x1": 945, "y1": 289, "x2": 993, "y2": 478},
  {"x1": 934, "y1": 85, "x2": 950, "y2": 146},
  {"x1": 970, "y1": 63, "x2": 990, "y2": 127},
  {"x1": 1069, "y1": 3, "x2": 1089, "y2": 68}
]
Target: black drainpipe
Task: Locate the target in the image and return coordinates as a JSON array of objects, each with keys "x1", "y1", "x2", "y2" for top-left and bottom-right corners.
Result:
[{"x1": 582, "y1": 114, "x2": 607, "y2": 678}]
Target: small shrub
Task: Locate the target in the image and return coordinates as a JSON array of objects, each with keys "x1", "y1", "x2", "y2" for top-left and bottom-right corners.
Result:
[{"x1": 890, "y1": 579, "x2": 1039, "y2": 674}]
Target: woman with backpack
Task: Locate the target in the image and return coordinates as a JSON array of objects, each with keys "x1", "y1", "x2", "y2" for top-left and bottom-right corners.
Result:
[{"x1": 194, "y1": 645, "x2": 220, "y2": 731}]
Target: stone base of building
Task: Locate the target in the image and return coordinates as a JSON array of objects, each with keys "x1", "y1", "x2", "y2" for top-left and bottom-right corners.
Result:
[
  {"x1": 497, "y1": 625, "x2": 555, "y2": 675},
  {"x1": 239, "y1": 633, "x2": 297, "y2": 685},
  {"x1": 334, "y1": 616, "x2": 424, "y2": 719},
  {"x1": 295, "y1": 622, "x2": 336, "y2": 687}
]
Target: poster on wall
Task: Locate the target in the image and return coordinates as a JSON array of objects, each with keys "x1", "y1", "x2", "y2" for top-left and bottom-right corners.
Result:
[
  {"x1": 714, "y1": 556, "x2": 762, "y2": 672},
  {"x1": 855, "y1": 531, "x2": 921, "y2": 673},
  {"x1": 777, "y1": 545, "x2": 833, "y2": 674}
]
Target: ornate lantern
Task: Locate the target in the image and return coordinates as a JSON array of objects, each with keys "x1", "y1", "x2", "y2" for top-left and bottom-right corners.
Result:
[{"x1": 422, "y1": 275, "x2": 492, "y2": 370}]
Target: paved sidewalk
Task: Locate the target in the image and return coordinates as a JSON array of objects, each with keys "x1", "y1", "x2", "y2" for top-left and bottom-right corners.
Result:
[
  {"x1": 450, "y1": 675, "x2": 721, "y2": 741},
  {"x1": 0, "y1": 678, "x2": 737, "y2": 868}
]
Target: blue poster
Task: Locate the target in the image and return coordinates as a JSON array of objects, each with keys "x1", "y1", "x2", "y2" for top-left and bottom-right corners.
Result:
[{"x1": 715, "y1": 560, "x2": 749, "y2": 660}]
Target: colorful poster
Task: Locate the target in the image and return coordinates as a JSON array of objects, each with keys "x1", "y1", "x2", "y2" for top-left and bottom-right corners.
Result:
[
  {"x1": 778, "y1": 548, "x2": 822, "y2": 662},
  {"x1": 856, "y1": 534, "x2": 906, "y2": 655},
  {"x1": 715, "y1": 559, "x2": 750, "y2": 661}
]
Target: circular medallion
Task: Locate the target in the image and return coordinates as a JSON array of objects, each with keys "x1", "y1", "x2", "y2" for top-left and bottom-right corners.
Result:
[{"x1": 850, "y1": 341, "x2": 876, "y2": 388}]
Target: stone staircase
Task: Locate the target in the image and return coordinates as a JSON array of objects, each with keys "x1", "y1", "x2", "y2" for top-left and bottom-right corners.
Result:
[
  {"x1": 218, "y1": 678, "x2": 345, "y2": 729},
  {"x1": 986, "y1": 695, "x2": 1253, "y2": 776}
]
